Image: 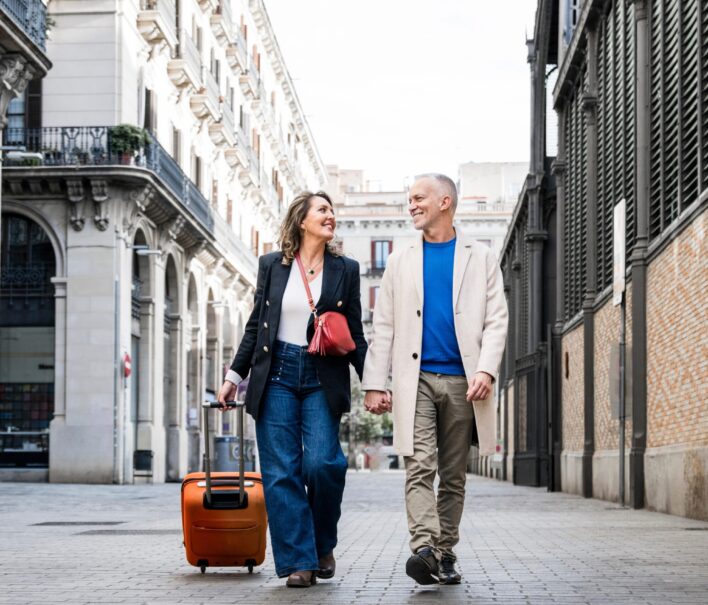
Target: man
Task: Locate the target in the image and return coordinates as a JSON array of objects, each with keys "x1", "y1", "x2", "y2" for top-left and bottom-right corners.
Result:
[{"x1": 362, "y1": 174, "x2": 508, "y2": 586}]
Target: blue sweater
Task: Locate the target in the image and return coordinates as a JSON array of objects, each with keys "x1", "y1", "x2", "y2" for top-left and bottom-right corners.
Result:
[{"x1": 420, "y1": 238, "x2": 465, "y2": 376}]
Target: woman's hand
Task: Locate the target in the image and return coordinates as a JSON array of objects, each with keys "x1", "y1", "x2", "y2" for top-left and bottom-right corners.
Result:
[{"x1": 217, "y1": 380, "x2": 238, "y2": 410}]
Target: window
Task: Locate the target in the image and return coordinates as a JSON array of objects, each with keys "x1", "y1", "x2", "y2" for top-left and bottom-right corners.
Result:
[
  {"x1": 191, "y1": 152, "x2": 202, "y2": 189},
  {"x1": 371, "y1": 240, "x2": 392, "y2": 271},
  {"x1": 251, "y1": 227, "x2": 259, "y2": 256},
  {"x1": 226, "y1": 197, "x2": 233, "y2": 226},
  {"x1": 172, "y1": 126, "x2": 181, "y2": 164},
  {"x1": 144, "y1": 89, "x2": 157, "y2": 133},
  {"x1": 5, "y1": 93, "x2": 25, "y2": 144},
  {"x1": 477, "y1": 201, "x2": 487, "y2": 212},
  {"x1": 369, "y1": 286, "x2": 380, "y2": 310}
]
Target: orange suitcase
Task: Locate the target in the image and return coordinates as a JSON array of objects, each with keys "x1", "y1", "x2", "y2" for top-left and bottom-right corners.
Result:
[{"x1": 181, "y1": 401, "x2": 267, "y2": 574}]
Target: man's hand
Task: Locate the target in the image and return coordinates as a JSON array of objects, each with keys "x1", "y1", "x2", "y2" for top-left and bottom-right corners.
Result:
[
  {"x1": 364, "y1": 390, "x2": 392, "y2": 415},
  {"x1": 466, "y1": 372, "x2": 493, "y2": 402},
  {"x1": 217, "y1": 380, "x2": 238, "y2": 410}
]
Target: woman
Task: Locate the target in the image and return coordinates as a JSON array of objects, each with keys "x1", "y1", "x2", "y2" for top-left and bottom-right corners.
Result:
[{"x1": 218, "y1": 191, "x2": 367, "y2": 587}]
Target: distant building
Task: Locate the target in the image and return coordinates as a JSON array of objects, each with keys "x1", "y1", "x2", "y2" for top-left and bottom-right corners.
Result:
[{"x1": 458, "y1": 161, "x2": 526, "y2": 256}]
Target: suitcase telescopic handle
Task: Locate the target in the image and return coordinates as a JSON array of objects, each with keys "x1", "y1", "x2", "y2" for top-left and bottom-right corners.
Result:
[{"x1": 202, "y1": 401, "x2": 246, "y2": 505}]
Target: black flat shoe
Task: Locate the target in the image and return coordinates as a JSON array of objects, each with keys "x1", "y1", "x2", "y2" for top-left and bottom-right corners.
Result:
[
  {"x1": 438, "y1": 555, "x2": 461, "y2": 585},
  {"x1": 405, "y1": 546, "x2": 439, "y2": 585},
  {"x1": 317, "y1": 551, "x2": 336, "y2": 579},
  {"x1": 286, "y1": 570, "x2": 317, "y2": 587}
]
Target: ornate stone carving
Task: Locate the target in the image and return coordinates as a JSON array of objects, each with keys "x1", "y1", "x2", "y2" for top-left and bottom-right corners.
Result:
[
  {"x1": 90, "y1": 180, "x2": 110, "y2": 230},
  {"x1": 66, "y1": 179, "x2": 85, "y2": 231},
  {"x1": 0, "y1": 53, "x2": 35, "y2": 124}
]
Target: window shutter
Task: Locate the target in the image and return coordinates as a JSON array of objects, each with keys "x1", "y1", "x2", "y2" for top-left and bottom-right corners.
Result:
[{"x1": 649, "y1": 0, "x2": 701, "y2": 239}]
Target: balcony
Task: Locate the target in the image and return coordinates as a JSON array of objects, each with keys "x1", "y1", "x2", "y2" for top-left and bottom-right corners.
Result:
[
  {"x1": 259, "y1": 169, "x2": 277, "y2": 206},
  {"x1": 210, "y1": 100, "x2": 236, "y2": 149},
  {"x1": 226, "y1": 28, "x2": 248, "y2": 73},
  {"x1": 168, "y1": 29, "x2": 202, "y2": 90},
  {"x1": 190, "y1": 67, "x2": 220, "y2": 121},
  {"x1": 253, "y1": 82, "x2": 277, "y2": 140},
  {"x1": 3, "y1": 126, "x2": 214, "y2": 231},
  {"x1": 0, "y1": 0, "x2": 46, "y2": 51},
  {"x1": 248, "y1": 148, "x2": 260, "y2": 185},
  {"x1": 239, "y1": 58, "x2": 260, "y2": 99},
  {"x1": 210, "y1": 0, "x2": 235, "y2": 45},
  {"x1": 225, "y1": 124, "x2": 249, "y2": 169},
  {"x1": 196, "y1": 0, "x2": 219, "y2": 12},
  {"x1": 137, "y1": 0, "x2": 177, "y2": 51}
]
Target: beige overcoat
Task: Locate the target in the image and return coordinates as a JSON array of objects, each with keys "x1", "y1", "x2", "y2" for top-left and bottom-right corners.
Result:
[{"x1": 361, "y1": 230, "x2": 509, "y2": 457}]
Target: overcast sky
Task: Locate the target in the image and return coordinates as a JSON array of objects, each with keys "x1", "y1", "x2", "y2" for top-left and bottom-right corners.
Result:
[{"x1": 264, "y1": 0, "x2": 538, "y2": 190}]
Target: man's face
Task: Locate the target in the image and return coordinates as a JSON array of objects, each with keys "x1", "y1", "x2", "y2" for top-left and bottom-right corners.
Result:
[{"x1": 408, "y1": 177, "x2": 447, "y2": 231}]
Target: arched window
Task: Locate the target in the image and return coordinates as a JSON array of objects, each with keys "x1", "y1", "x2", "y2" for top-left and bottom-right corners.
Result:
[{"x1": 0, "y1": 212, "x2": 56, "y2": 467}]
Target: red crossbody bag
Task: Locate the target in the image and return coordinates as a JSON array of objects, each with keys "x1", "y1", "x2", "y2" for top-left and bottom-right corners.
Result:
[{"x1": 294, "y1": 253, "x2": 356, "y2": 356}]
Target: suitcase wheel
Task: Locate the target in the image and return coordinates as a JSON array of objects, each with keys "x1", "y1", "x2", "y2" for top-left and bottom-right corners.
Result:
[
  {"x1": 248, "y1": 563, "x2": 254, "y2": 574},
  {"x1": 200, "y1": 566, "x2": 206, "y2": 574}
]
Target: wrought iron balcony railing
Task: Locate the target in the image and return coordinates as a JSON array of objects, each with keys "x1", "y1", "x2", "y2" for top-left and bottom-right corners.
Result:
[
  {"x1": 3, "y1": 126, "x2": 214, "y2": 231},
  {"x1": 0, "y1": 0, "x2": 47, "y2": 51}
]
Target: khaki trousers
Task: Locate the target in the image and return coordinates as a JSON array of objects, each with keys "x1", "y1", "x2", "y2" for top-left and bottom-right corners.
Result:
[{"x1": 404, "y1": 371, "x2": 474, "y2": 559}]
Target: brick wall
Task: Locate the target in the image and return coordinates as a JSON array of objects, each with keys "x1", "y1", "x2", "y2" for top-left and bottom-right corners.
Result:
[
  {"x1": 647, "y1": 208, "x2": 708, "y2": 448},
  {"x1": 562, "y1": 323, "x2": 585, "y2": 451},
  {"x1": 594, "y1": 285, "x2": 634, "y2": 451}
]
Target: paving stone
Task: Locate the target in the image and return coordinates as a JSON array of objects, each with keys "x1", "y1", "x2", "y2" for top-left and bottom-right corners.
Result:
[{"x1": 1, "y1": 471, "x2": 707, "y2": 604}]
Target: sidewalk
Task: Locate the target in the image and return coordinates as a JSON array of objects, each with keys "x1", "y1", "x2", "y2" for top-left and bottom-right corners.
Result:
[{"x1": 0, "y1": 471, "x2": 706, "y2": 604}]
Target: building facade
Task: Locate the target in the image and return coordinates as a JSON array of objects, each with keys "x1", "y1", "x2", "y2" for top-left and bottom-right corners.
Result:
[
  {"x1": 0, "y1": 0, "x2": 52, "y2": 229},
  {"x1": 458, "y1": 161, "x2": 526, "y2": 257},
  {"x1": 497, "y1": 0, "x2": 707, "y2": 520},
  {"x1": 0, "y1": 0, "x2": 326, "y2": 483}
]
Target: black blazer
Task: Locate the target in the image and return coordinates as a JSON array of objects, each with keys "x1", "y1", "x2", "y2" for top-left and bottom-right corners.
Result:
[{"x1": 230, "y1": 250, "x2": 367, "y2": 419}]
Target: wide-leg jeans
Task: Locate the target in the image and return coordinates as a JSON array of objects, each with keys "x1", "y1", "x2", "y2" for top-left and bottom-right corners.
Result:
[{"x1": 256, "y1": 340, "x2": 348, "y2": 577}]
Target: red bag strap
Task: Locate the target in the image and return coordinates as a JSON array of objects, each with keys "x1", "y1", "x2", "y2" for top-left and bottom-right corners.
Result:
[{"x1": 294, "y1": 252, "x2": 318, "y2": 318}]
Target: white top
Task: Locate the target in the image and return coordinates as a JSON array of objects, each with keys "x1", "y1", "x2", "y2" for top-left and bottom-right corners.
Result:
[
  {"x1": 276, "y1": 265, "x2": 322, "y2": 346},
  {"x1": 224, "y1": 265, "x2": 323, "y2": 386}
]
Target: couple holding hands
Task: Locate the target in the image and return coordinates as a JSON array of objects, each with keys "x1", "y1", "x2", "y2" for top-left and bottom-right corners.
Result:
[{"x1": 218, "y1": 174, "x2": 508, "y2": 588}]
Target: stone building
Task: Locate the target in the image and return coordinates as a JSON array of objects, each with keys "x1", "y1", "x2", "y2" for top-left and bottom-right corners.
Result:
[
  {"x1": 497, "y1": 0, "x2": 707, "y2": 520},
  {"x1": 458, "y1": 161, "x2": 526, "y2": 257},
  {"x1": 0, "y1": 0, "x2": 326, "y2": 483},
  {"x1": 0, "y1": 0, "x2": 52, "y2": 227}
]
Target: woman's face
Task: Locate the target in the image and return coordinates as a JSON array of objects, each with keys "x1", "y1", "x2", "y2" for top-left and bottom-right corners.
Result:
[{"x1": 300, "y1": 195, "x2": 336, "y2": 242}]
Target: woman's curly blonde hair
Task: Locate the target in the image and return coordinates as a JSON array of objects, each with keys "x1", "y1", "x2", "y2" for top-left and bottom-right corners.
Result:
[{"x1": 278, "y1": 190, "x2": 340, "y2": 265}]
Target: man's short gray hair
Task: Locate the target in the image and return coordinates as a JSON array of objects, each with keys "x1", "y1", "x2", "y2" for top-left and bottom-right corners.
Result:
[{"x1": 416, "y1": 173, "x2": 458, "y2": 213}]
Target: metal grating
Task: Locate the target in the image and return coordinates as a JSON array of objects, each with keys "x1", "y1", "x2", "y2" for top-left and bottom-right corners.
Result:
[
  {"x1": 596, "y1": 0, "x2": 636, "y2": 292},
  {"x1": 563, "y1": 71, "x2": 588, "y2": 322},
  {"x1": 77, "y1": 529, "x2": 182, "y2": 536},
  {"x1": 649, "y1": 0, "x2": 703, "y2": 239},
  {"x1": 32, "y1": 521, "x2": 125, "y2": 526}
]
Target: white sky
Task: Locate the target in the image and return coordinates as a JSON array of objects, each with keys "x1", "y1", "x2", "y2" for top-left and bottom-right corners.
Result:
[{"x1": 264, "y1": 0, "x2": 539, "y2": 190}]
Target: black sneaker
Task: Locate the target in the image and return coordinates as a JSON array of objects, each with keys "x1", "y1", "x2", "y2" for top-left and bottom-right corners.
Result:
[
  {"x1": 405, "y1": 546, "x2": 439, "y2": 585},
  {"x1": 438, "y1": 555, "x2": 461, "y2": 585}
]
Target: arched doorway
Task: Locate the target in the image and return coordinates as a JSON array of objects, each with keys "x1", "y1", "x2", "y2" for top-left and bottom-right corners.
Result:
[
  {"x1": 130, "y1": 229, "x2": 153, "y2": 478},
  {"x1": 186, "y1": 274, "x2": 200, "y2": 473},
  {"x1": 163, "y1": 255, "x2": 181, "y2": 480},
  {"x1": 0, "y1": 213, "x2": 56, "y2": 468}
]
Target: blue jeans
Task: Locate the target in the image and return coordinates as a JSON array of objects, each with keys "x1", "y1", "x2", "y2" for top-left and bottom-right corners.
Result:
[{"x1": 256, "y1": 340, "x2": 348, "y2": 577}]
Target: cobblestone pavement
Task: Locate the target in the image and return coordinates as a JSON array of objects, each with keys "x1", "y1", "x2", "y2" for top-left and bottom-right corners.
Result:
[{"x1": 0, "y1": 471, "x2": 707, "y2": 605}]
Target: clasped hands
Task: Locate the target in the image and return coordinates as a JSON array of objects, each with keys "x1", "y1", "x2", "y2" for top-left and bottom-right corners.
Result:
[{"x1": 363, "y1": 372, "x2": 493, "y2": 415}]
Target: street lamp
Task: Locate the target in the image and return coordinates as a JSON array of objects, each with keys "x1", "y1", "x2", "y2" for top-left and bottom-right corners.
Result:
[{"x1": 131, "y1": 244, "x2": 163, "y2": 257}]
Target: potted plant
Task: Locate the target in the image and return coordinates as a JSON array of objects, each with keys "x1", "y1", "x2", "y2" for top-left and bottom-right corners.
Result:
[{"x1": 109, "y1": 124, "x2": 150, "y2": 165}]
